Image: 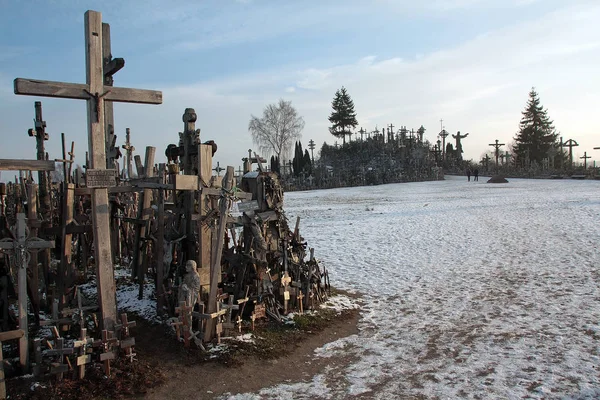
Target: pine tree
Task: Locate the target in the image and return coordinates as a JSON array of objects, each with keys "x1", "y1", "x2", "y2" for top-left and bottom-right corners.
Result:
[
  {"x1": 293, "y1": 141, "x2": 305, "y2": 176},
  {"x1": 270, "y1": 155, "x2": 280, "y2": 174},
  {"x1": 512, "y1": 88, "x2": 558, "y2": 167},
  {"x1": 328, "y1": 86, "x2": 358, "y2": 145},
  {"x1": 303, "y1": 149, "x2": 312, "y2": 175}
]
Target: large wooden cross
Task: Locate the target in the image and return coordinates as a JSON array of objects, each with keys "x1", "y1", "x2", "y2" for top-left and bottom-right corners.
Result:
[
  {"x1": 562, "y1": 139, "x2": 579, "y2": 170},
  {"x1": 488, "y1": 139, "x2": 505, "y2": 175},
  {"x1": 0, "y1": 213, "x2": 54, "y2": 371},
  {"x1": 580, "y1": 152, "x2": 591, "y2": 170},
  {"x1": 13, "y1": 10, "x2": 162, "y2": 331}
]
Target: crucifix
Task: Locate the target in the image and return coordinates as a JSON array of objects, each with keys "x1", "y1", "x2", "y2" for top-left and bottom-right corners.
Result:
[
  {"x1": 562, "y1": 139, "x2": 579, "y2": 170},
  {"x1": 488, "y1": 139, "x2": 505, "y2": 175},
  {"x1": 580, "y1": 152, "x2": 591, "y2": 170},
  {"x1": 358, "y1": 127, "x2": 366, "y2": 141},
  {"x1": 13, "y1": 10, "x2": 162, "y2": 331},
  {"x1": 121, "y1": 128, "x2": 135, "y2": 179},
  {"x1": 439, "y1": 128, "x2": 449, "y2": 160},
  {"x1": 387, "y1": 123, "x2": 395, "y2": 142},
  {"x1": 0, "y1": 213, "x2": 54, "y2": 371},
  {"x1": 483, "y1": 154, "x2": 491, "y2": 172},
  {"x1": 27, "y1": 101, "x2": 51, "y2": 221}
]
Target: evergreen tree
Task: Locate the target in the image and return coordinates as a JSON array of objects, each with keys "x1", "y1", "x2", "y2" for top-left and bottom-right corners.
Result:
[
  {"x1": 328, "y1": 86, "x2": 358, "y2": 145},
  {"x1": 512, "y1": 88, "x2": 558, "y2": 167},
  {"x1": 270, "y1": 155, "x2": 280, "y2": 174},
  {"x1": 293, "y1": 141, "x2": 305, "y2": 176},
  {"x1": 303, "y1": 149, "x2": 312, "y2": 175}
]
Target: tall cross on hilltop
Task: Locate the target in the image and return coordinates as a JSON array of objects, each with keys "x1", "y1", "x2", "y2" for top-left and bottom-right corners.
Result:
[{"x1": 13, "y1": 10, "x2": 162, "y2": 330}]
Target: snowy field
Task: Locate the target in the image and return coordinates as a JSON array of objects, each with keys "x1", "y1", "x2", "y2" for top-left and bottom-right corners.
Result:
[{"x1": 225, "y1": 175, "x2": 600, "y2": 399}]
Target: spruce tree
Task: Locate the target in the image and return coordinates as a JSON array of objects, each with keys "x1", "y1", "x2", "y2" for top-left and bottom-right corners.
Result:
[
  {"x1": 512, "y1": 88, "x2": 558, "y2": 167},
  {"x1": 293, "y1": 141, "x2": 304, "y2": 176},
  {"x1": 303, "y1": 149, "x2": 312, "y2": 175},
  {"x1": 328, "y1": 86, "x2": 358, "y2": 145}
]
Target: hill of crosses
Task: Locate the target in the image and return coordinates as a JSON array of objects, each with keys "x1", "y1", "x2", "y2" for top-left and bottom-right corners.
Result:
[{"x1": 0, "y1": 10, "x2": 331, "y2": 396}]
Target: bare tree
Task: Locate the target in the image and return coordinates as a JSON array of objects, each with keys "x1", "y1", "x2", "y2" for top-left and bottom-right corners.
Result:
[{"x1": 248, "y1": 99, "x2": 305, "y2": 161}]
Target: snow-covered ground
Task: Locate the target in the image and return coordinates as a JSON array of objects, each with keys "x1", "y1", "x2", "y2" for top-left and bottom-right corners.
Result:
[{"x1": 224, "y1": 175, "x2": 600, "y2": 399}]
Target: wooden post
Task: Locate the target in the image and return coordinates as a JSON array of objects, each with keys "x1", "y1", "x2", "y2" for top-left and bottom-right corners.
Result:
[
  {"x1": 156, "y1": 164, "x2": 166, "y2": 314},
  {"x1": 197, "y1": 143, "x2": 213, "y2": 280},
  {"x1": 85, "y1": 12, "x2": 118, "y2": 330},
  {"x1": 182, "y1": 108, "x2": 198, "y2": 263},
  {"x1": 26, "y1": 184, "x2": 41, "y2": 324},
  {"x1": 17, "y1": 214, "x2": 29, "y2": 370},
  {"x1": 13, "y1": 10, "x2": 162, "y2": 331},
  {"x1": 136, "y1": 147, "x2": 155, "y2": 299},
  {"x1": 59, "y1": 183, "x2": 75, "y2": 304},
  {"x1": 0, "y1": 330, "x2": 25, "y2": 399},
  {"x1": 27, "y1": 101, "x2": 51, "y2": 222},
  {"x1": 121, "y1": 128, "x2": 135, "y2": 179},
  {"x1": 103, "y1": 22, "x2": 118, "y2": 170},
  {"x1": 204, "y1": 166, "x2": 234, "y2": 342}
]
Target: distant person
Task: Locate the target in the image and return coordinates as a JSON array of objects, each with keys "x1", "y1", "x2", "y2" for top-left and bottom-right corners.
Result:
[
  {"x1": 466, "y1": 168, "x2": 471, "y2": 182},
  {"x1": 474, "y1": 168, "x2": 479, "y2": 181}
]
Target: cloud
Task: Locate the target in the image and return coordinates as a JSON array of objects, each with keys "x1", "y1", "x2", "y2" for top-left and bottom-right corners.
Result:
[{"x1": 2, "y1": 1, "x2": 599, "y2": 174}]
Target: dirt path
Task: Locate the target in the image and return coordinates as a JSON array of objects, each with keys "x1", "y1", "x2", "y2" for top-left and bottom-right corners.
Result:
[{"x1": 144, "y1": 310, "x2": 360, "y2": 399}]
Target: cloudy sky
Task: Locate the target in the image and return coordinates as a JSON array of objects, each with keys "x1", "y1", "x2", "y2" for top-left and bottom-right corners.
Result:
[{"x1": 1, "y1": 0, "x2": 599, "y2": 177}]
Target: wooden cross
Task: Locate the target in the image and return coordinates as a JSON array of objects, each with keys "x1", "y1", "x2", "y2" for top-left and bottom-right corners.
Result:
[
  {"x1": 213, "y1": 161, "x2": 225, "y2": 177},
  {"x1": 73, "y1": 327, "x2": 94, "y2": 379},
  {"x1": 46, "y1": 336, "x2": 74, "y2": 381},
  {"x1": 580, "y1": 152, "x2": 591, "y2": 170},
  {"x1": 93, "y1": 329, "x2": 119, "y2": 376},
  {"x1": 235, "y1": 315, "x2": 242, "y2": 333},
  {"x1": 483, "y1": 154, "x2": 491, "y2": 171},
  {"x1": 169, "y1": 317, "x2": 184, "y2": 341},
  {"x1": 0, "y1": 213, "x2": 54, "y2": 371},
  {"x1": 221, "y1": 296, "x2": 239, "y2": 331},
  {"x1": 204, "y1": 167, "x2": 235, "y2": 342},
  {"x1": 562, "y1": 139, "x2": 579, "y2": 169},
  {"x1": 27, "y1": 101, "x2": 52, "y2": 220},
  {"x1": 115, "y1": 313, "x2": 136, "y2": 361},
  {"x1": 488, "y1": 140, "x2": 505, "y2": 175},
  {"x1": 387, "y1": 123, "x2": 395, "y2": 142},
  {"x1": 121, "y1": 128, "x2": 135, "y2": 179},
  {"x1": 13, "y1": 10, "x2": 162, "y2": 331}
]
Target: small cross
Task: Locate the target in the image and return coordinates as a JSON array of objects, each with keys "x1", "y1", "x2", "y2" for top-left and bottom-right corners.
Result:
[{"x1": 213, "y1": 161, "x2": 225, "y2": 177}]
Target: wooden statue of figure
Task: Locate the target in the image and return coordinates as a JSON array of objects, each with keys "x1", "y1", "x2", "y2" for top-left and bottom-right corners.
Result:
[{"x1": 178, "y1": 260, "x2": 200, "y2": 308}]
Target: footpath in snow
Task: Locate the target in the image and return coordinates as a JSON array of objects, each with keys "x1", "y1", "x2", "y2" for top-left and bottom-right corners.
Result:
[{"x1": 223, "y1": 175, "x2": 600, "y2": 399}]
